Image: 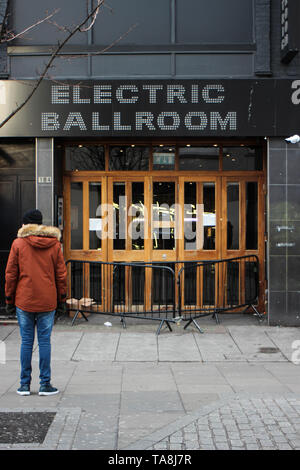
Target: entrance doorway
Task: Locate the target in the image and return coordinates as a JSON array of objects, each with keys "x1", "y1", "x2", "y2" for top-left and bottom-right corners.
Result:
[{"x1": 63, "y1": 140, "x2": 266, "y2": 312}]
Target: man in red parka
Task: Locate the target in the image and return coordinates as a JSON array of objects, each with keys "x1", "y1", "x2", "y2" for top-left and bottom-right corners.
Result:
[{"x1": 5, "y1": 209, "x2": 67, "y2": 396}]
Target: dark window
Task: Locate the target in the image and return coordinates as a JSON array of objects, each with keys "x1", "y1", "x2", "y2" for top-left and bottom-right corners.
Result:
[
  {"x1": 0, "y1": 143, "x2": 34, "y2": 169},
  {"x1": 223, "y1": 146, "x2": 263, "y2": 171},
  {"x1": 93, "y1": 0, "x2": 171, "y2": 45},
  {"x1": 66, "y1": 146, "x2": 105, "y2": 171},
  {"x1": 176, "y1": 0, "x2": 253, "y2": 44},
  {"x1": 9, "y1": 0, "x2": 88, "y2": 45},
  {"x1": 109, "y1": 146, "x2": 149, "y2": 171},
  {"x1": 179, "y1": 146, "x2": 219, "y2": 171}
]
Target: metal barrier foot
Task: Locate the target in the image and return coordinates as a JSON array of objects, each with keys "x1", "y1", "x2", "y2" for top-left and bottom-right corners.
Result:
[
  {"x1": 184, "y1": 318, "x2": 204, "y2": 334},
  {"x1": 71, "y1": 310, "x2": 89, "y2": 327},
  {"x1": 242, "y1": 304, "x2": 265, "y2": 321},
  {"x1": 250, "y1": 304, "x2": 266, "y2": 321},
  {"x1": 156, "y1": 319, "x2": 173, "y2": 335},
  {"x1": 120, "y1": 316, "x2": 127, "y2": 329}
]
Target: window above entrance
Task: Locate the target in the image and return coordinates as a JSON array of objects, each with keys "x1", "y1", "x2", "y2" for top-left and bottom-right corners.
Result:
[
  {"x1": 64, "y1": 143, "x2": 264, "y2": 172},
  {"x1": 66, "y1": 145, "x2": 105, "y2": 171},
  {"x1": 109, "y1": 146, "x2": 150, "y2": 171}
]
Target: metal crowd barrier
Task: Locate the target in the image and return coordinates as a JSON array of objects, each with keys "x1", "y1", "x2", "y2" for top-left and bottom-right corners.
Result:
[
  {"x1": 65, "y1": 260, "x2": 176, "y2": 335},
  {"x1": 65, "y1": 255, "x2": 262, "y2": 334},
  {"x1": 177, "y1": 255, "x2": 262, "y2": 332}
]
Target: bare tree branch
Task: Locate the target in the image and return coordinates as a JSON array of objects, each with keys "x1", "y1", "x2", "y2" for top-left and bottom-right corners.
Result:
[
  {"x1": 0, "y1": 0, "x2": 106, "y2": 129},
  {"x1": 59, "y1": 22, "x2": 138, "y2": 61},
  {"x1": 79, "y1": 0, "x2": 102, "y2": 32},
  {"x1": 2, "y1": 9, "x2": 60, "y2": 43}
]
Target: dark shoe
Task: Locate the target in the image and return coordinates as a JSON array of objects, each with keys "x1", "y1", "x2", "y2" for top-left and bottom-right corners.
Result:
[
  {"x1": 39, "y1": 384, "x2": 59, "y2": 396},
  {"x1": 17, "y1": 384, "x2": 30, "y2": 396}
]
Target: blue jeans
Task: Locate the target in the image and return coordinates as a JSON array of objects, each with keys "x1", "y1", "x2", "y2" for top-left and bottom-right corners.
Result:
[{"x1": 16, "y1": 308, "x2": 55, "y2": 386}]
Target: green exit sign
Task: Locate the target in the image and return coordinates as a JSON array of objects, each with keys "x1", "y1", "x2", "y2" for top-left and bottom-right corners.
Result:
[{"x1": 153, "y1": 153, "x2": 175, "y2": 165}]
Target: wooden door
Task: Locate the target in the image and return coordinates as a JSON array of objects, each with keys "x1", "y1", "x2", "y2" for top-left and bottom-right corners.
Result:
[
  {"x1": 64, "y1": 175, "x2": 107, "y2": 262},
  {"x1": 64, "y1": 175, "x2": 108, "y2": 310},
  {"x1": 221, "y1": 176, "x2": 265, "y2": 311},
  {"x1": 64, "y1": 173, "x2": 265, "y2": 313},
  {"x1": 107, "y1": 176, "x2": 150, "y2": 310},
  {"x1": 177, "y1": 176, "x2": 221, "y2": 308}
]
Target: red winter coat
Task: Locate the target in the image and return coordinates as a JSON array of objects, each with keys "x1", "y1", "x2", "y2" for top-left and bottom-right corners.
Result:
[{"x1": 5, "y1": 224, "x2": 67, "y2": 313}]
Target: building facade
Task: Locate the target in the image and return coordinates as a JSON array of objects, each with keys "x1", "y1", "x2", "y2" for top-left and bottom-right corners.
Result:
[{"x1": 0, "y1": 0, "x2": 300, "y2": 326}]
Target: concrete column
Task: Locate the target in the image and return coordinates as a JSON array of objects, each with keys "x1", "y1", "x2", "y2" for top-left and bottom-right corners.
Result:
[{"x1": 36, "y1": 138, "x2": 54, "y2": 226}]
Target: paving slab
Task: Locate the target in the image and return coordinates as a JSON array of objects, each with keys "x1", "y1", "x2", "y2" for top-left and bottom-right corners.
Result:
[
  {"x1": 118, "y1": 411, "x2": 184, "y2": 449},
  {"x1": 44, "y1": 331, "x2": 83, "y2": 361},
  {"x1": 179, "y1": 392, "x2": 221, "y2": 412},
  {"x1": 0, "y1": 325, "x2": 17, "y2": 342},
  {"x1": 158, "y1": 334, "x2": 202, "y2": 362},
  {"x1": 115, "y1": 332, "x2": 158, "y2": 362},
  {"x1": 72, "y1": 412, "x2": 118, "y2": 450},
  {"x1": 227, "y1": 325, "x2": 286, "y2": 359},
  {"x1": 194, "y1": 332, "x2": 242, "y2": 361},
  {"x1": 72, "y1": 332, "x2": 120, "y2": 361},
  {"x1": 122, "y1": 366, "x2": 176, "y2": 392},
  {"x1": 216, "y1": 363, "x2": 291, "y2": 393},
  {"x1": 265, "y1": 327, "x2": 300, "y2": 360}
]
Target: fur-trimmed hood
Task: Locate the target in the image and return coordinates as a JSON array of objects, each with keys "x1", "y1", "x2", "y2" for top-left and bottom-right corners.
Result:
[
  {"x1": 18, "y1": 224, "x2": 61, "y2": 240},
  {"x1": 17, "y1": 224, "x2": 61, "y2": 249}
]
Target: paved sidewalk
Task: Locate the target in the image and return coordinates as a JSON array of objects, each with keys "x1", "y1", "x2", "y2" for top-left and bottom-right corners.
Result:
[
  {"x1": 126, "y1": 394, "x2": 300, "y2": 450},
  {"x1": 0, "y1": 314, "x2": 299, "y2": 450}
]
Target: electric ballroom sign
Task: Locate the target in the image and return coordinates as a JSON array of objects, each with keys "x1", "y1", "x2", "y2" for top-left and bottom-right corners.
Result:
[
  {"x1": 41, "y1": 82, "x2": 237, "y2": 134},
  {"x1": 0, "y1": 79, "x2": 299, "y2": 137}
]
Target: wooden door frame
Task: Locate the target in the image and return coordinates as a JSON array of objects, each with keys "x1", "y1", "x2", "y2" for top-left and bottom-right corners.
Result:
[
  {"x1": 178, "y1": 175, "x2": 222, "y2": 262},
  {"x1": 63, "y1": 174, "x2": 108, "y2": 263},
  {"x1": 63, "y1": 171, "x2": 266, "y2": 312},
  {"x1": 221, "y1": 175, "x2": 266, "y2": 311}
]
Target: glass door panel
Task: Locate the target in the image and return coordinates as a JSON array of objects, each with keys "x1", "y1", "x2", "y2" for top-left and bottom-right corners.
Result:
[
  {"x1": 110, "y1": 179, "x2": 146, "y2": 255},
  {"x1": 179, "y1": 177, "x2": 219, "y2": 309},
  {"x1": 203, "y1": 183, "x2": 216, "y2": 250},
  {"x1": 152, "y1": 181, "x2": 176, "y2": 251},
  {"x1": 246, "y1": 181, "x2": 258, "y2": 250},
  {"x1": 222, "y1": 177, "x2": 262, "y2": 311},
  {"x1": 70, "y1": 182, "x2": 83, "y2": 250},
  {"x1": 183, "y1": 180, "x2": 217, "y2": 253},
  {"x1": 113, "y1": 182, "x2": 126, "y2": 250},
  {"x1": 131, "y1": 182, "x2": 145, "y2": 250},
  {"x1": 89, "y1": 182, "x2": 102, "y2": 250},
  {"x1": 227, "y1": 182, "x2": 240, "y2": 250},
  {"x1": 67, "y1": 177, "x2": 107, "y2": 258},
  {"x1": 108, "y1": 177, "x2": 147, "y2": 311}
]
